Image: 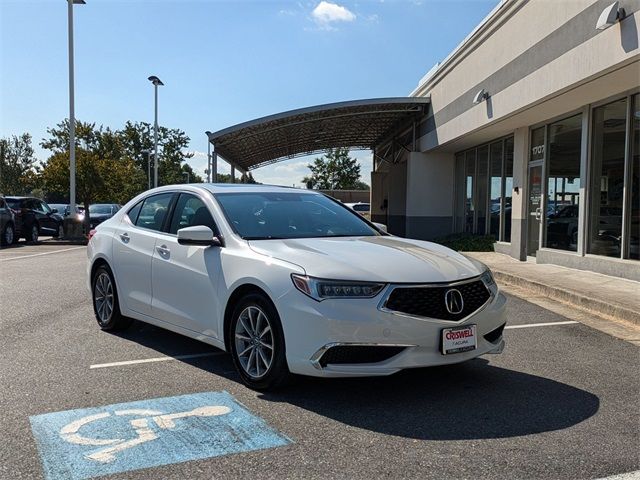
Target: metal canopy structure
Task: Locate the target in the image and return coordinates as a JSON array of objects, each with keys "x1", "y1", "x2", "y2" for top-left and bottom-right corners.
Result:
[{"x1": 206, "y1": 97, "x2": 430, "y2": 173}]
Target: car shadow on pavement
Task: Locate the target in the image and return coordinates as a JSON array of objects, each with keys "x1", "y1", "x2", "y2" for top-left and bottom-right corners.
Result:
[
  {"x1": 110, "y1": 324, "x2": 600, "y2": 441},
  {"x1": 257, "y1": 359, "x2": 600, "y2": 441}
]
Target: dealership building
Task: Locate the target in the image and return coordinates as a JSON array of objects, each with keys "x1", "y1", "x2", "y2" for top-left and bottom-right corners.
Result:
[
  {"x1": 208, "y1": 0, "x2": 639, "y2": 281},
  {"x1": 369, "y1": 0, "x2": 639, "y2": 280}
]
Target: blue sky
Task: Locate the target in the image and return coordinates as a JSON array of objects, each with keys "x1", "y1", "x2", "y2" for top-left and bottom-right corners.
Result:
[{"x1": 1, "y1": 0, "x2": 497, "y2": 187}]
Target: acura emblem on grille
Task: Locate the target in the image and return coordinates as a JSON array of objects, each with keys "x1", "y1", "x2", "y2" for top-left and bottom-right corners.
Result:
[{"x1": 444, "y1": 289, "x2": 464, "y2": 315}]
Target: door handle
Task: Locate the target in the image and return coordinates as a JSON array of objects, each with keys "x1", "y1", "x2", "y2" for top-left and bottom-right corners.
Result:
[
  {"x1": 119, "y1": 232, "x2": 130, "y2": 243},
  {"x1": 156, "y1": 244, "x2": 170, "y2": 256},
  {"x1": 534, "y1": 208, "x2": 542, "y2": 221}
]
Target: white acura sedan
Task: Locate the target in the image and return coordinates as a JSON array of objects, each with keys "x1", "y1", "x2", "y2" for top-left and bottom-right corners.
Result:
[{"x1": 87, "y1": 184, "x2": 506, "y2": 390}]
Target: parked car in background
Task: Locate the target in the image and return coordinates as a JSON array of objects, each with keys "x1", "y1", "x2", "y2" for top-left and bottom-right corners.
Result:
[
  {"x1": 49, "y1": 204, "x2": 86, "y2": 220},
  {"x1": 88, "y1": 204, "x2": 121, "y2": 229},
  {"x1": 344, "y1": 202, "x2": 370, "y2": 215},
  {"x1": 4, "y1": 196, "x2": 64, "y2": 242},
  {"x1": 0, "y1": 197, "x2": 16, "y2": 246},
  {"x1": 87, "y1": 184, "x2": 506, "y2": 390}
]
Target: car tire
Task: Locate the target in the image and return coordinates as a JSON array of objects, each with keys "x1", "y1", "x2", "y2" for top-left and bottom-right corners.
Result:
[
  {"x1": 25, "y1": 223, "x2": 39, "y2": 243},
  {"x1": 92, "y1": 265, "x2": 132, "y2": 331},
  {"x1": 1, "y1": 222, "x2": 15, "y2": 246},
  {"x1": 54, "y1": 223, "x2": 64, "y2": 239},
  {"x1": 229, "y1": 292, "x2": 290, "y2": 391}
]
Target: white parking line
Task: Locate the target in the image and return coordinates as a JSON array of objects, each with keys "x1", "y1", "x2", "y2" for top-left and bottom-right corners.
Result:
[
  {"x1": 505, "y1": 320, "x2": 579, "y2": 329},
  {"x1": 90, "y1": 352, "x2": 225, "y2": 369},
  {"x1": 0, "y1": 246, "x2": 85, "y2": 261}
]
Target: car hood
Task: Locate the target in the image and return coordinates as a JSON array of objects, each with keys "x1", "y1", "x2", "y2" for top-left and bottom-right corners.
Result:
[{"x1": 248, "y1": 236, "x2": 482, "y2": 283}]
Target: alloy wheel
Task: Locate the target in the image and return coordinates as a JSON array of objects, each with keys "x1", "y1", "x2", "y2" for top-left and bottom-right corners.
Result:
[
  {"x1": 234, "y1": 306, "x2": 274, "y2": 379},
  {"x1": 94, "y1": 272, "x2": 114, "y2": 324},
  {"x1": 31, "y1": 225, "x2": 38, "y2": 243},
  {"x1": 57, "y1": 225, "x2": 64, "y2": 238}
]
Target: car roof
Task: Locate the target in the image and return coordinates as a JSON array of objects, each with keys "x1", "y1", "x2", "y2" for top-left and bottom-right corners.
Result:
[{"x1": 193, "y1": 183, "x2": 322, "y2": 195}]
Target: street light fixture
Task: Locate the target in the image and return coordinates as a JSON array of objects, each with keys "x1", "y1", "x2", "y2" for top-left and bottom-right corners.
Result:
[
  {"x1": 148, "y1": 75, "x2": 164, "y2": 188},
  {"x1": 67, "y1": 0, "x2": 85, "y2": 220}
]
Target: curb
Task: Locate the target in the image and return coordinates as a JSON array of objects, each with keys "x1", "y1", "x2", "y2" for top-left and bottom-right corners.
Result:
[{"x1": 493, "y1": 270, "x2": 640, "y2": 326}]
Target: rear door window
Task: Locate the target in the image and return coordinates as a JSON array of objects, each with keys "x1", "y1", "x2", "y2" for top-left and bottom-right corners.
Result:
[{"x1": 134, "y1": 193, "x2": 174, "y2": 232}]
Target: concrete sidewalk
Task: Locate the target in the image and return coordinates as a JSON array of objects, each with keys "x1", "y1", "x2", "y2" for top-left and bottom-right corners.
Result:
[{"x1": 464, "y1": 252, "x2": 640, "y2": 326}]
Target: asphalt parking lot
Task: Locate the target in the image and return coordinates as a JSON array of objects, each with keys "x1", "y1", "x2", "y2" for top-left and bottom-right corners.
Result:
[{"x1": 1, "y1": 244, "x2": 638, "y2": 480}]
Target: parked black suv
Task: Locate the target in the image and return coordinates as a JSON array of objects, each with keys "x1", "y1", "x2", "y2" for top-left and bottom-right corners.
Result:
[{"x1": 4, "y1": 197, "x2": 64, "y2": 242}]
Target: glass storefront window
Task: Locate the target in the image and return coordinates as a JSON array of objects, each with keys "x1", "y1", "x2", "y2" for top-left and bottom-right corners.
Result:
[
  {"x1": 477, "y1": 146, "x2": 489, "y2": 234},
  {"x1": 630, "y1": 94, "x2": 640, "y2": 260},
  {"x1": 457, "y1": 137, "x2": 514, "y2": 240},
  {"x1": 464, "y1": 150, "x2": 475, "y2": 233},
  {"x1": 489, "y1": 141, "x2": 503, "y2": 238},
  {"x1": 545, "y1": 114, "x2": 582, "y2": 251},
  {"x1": 589, "y1": 99, "x2": 627, "y2": 258},
  {"x1": 504, "y1": 137, "x2": 514, "y2": 242}
]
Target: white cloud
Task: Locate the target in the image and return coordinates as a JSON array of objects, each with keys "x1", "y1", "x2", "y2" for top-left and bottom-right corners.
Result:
[{"x1": 311, "y1": 1, "x2": 356, "y2": 28}]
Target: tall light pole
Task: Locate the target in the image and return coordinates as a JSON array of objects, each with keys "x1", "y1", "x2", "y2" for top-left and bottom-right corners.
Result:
[
  {"x1": 148, "y1": 75, "x2": 164, "y2": 188},
  {"x1": 68, "y1": 0, "x2": 85, "y2": 216},
  {"x1": 142, "y1": 150, "x2": 151, "y2": 189}
]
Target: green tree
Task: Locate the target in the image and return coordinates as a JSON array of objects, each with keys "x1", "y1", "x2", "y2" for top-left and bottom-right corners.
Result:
[
  {"x1": 0, "y1": 133, "x2": 39, "y2": 195},
  {"x1": 302, "y1": 148, "x2": 365, "y2": 190},
  {"x1": 118, "y1": 121, "x2": 201, "y2": 186},
  {"x1": 40, "y1": 120, "x2": 146, "y2": 228}
]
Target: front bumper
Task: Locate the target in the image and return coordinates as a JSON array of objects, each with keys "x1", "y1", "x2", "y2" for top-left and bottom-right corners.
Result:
[{"x1": 276, "y1": 285, "x2": 507, "y2": 377}]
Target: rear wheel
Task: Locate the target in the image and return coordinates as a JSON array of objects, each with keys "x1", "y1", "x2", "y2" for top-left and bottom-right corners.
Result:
[
  {"x1": 229, "y1": 293, "x2": 290, "y2": 390},
  {"x1": 54, "y1": 223, "x2": 64, "y2": 239},
  {"x1": 92, "y1": 265, "x2": 132, "y2": 331},
  {"x1": 1, "y1": 223, "x2": 14, "y2": 246},
  {"x1": 26, "y1": 223, "x2": 39, "y2": 243}
]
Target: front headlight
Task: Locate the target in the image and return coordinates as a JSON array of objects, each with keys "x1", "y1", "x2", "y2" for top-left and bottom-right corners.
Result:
[
  {"x1": 291, "y1": 274, "x2": 386, "y2": 301},
  {"x1": 480, "y1": 269, "x2": 496, "y2": 288}
]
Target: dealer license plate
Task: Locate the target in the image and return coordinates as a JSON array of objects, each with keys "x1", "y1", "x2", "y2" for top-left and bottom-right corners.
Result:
[{"x1": 441, "y1": 324, "x2": 477, "y2": 355}]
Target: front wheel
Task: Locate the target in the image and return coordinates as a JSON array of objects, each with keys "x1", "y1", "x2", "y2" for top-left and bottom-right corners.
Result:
[
  {"x1": 92, "y1": 265, "x2": 132, "y2": 331},
  {"x1": 1, "y1": 223, "x2": 15, "y2": 246},
  {"x1": 26, "y1": 223, "x2": 39, "y2": 243},
  {"x1": 230, "y1": 293, "x2": 290, "y2": 390}
]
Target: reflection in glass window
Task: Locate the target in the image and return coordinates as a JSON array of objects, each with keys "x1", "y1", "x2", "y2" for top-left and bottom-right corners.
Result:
[
  {"x1": 135, "y1": 193, "x2": 173, "y2": 232},
  {"x1": 545, "y1": 114, "x2": 582, "y2": 251},
  {"x1": 464, "y1": 150, "x2": 476, "y2": 233},
  {"x1": 489, "y1": 142, "x2": 503, "y2": 238},
  {"x1": 504, "y1": 137, "x2": 514, "y2": 242},
  {"x1": 477, "y1": 146, "x2": 489, "y2": 234},
  {"x1": 631, "y1": 94, "x2": 640, "y2": 260},
  {"x1": 589, "y1": 99, "x2": 627, "y2": 258}
]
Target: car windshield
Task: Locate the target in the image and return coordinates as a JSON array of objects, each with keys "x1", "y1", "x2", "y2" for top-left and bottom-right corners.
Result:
[
  {"x1": 214, "y1": 192, "x2": 379, "y2": 240},
  {"x1": 89, "y1": 205, "x2": 112, "y2": 214}
]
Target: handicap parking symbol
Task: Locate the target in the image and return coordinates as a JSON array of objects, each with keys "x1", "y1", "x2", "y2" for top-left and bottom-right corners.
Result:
[{"x1": 30, "y1": 391, "x2": 291, "y2": 480}]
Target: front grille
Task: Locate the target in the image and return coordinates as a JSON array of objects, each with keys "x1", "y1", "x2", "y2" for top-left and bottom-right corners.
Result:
[
  {"x1": 383, "y1": 279, "x2": 490, "y2": 321},
  {"x1": 319, "y1": 345, "x2": 406, "y2": 367}
]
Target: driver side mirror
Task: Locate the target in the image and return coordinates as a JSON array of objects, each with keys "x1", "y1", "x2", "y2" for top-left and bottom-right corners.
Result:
[
  {"x1": 373, "y1": 222, "x2": 387, "y2": 233},
  {"x1": 177, "y1": 225, "x2": 223, "y2": 247},
  {"x1": 51, "y1": 208, "x2": 58, "y2": 214}
]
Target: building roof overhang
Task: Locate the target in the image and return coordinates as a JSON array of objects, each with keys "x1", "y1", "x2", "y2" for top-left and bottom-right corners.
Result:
[{"x1": 206, "y1": 97, "x2": 430, "y2": 171}]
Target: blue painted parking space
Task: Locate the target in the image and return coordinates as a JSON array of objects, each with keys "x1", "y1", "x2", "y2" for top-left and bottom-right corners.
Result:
[{"x1": 30, "y1": 391, "x2": 291, "y2": 480}]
